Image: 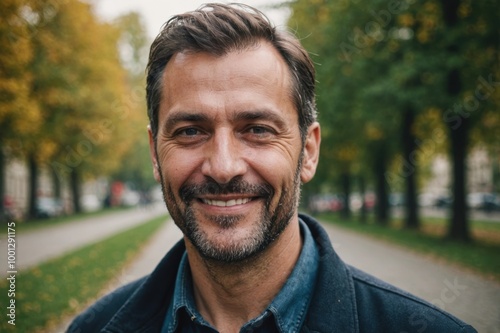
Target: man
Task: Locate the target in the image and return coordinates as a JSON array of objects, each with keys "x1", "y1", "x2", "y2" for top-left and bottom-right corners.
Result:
[{"x1": 68, "y1": 3, "x2": 475, "y2": 332}]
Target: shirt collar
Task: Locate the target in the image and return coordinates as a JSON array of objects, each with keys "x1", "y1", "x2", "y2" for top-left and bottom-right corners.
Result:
[
  {"x1": 163, "y1": 252, "x2": 213, "y2": 332},
  {"x1": 265, "y1": 219, "x2": 319, "y2": 332},
  {"x1": 162, "y1": 219, "x2": 319, "y2": 333}
]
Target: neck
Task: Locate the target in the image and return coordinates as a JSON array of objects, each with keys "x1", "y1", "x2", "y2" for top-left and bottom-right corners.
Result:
[{"x1": 185, "y1": 219, "x2": 302, "y2": 333}]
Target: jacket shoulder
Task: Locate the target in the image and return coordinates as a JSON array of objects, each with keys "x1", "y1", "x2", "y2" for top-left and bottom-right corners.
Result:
[
  {"x1": 350, "y1": 266, "x2": 477, "y2": 333},
  {"x1": 66, "y1": 277, "x2": 146, "y2": 333}
]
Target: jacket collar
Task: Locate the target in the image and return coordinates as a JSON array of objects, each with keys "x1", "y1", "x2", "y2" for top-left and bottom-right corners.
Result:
[
  {"x1": 101, "y1": 214, "x2": 359, "y2": 332},
  {"x1": 299, "y1": 213, "x2": 359, "y2": 332}
]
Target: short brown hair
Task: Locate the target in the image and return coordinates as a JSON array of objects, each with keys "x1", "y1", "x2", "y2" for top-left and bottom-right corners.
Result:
[{"x1": 146, "y1": 3, "x2": 316, "y2": 141}]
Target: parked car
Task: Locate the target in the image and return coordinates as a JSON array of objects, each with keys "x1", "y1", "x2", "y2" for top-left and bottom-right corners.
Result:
[
  {"x1": 81, "y1": 194, "x2": 102, "y2": 212},
  {"x1": 389, "y1": 193, "x2": 405, "y2": 207},
  {"x1": 467, "y1": 192, "x2": 500, "y2": 212},
  {"x1": 35, "y1": 198, "x2": 64, "y2": 218},
  {"x1": 2, "y1": 195, "x2": 17, "y2": 221},
  {"x1": 309, "y1": 194, "x2": 344, "y2": 214},
  {"x1": 121, "y1": 190, "x2": 141, "y2": 207},
  {"x1": 434, "y1": 194, "x2": 453, "y2": 208},
  {"x1": 350, "y1": 193, "x2": 376, "y2": 211}
]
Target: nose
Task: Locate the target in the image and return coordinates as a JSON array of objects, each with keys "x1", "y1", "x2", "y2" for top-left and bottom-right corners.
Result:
[{"x1": 201, "y1": 129, "x2": 247, "y2": 184}]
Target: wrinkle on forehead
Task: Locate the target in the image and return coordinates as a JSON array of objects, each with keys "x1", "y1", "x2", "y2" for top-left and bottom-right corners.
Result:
[
  {"x1": 161, "y1": 42, "x2": 292, "y2": 107},
  {"x1": 155, "y1": 44, "x2": 299, "y2": 141}
]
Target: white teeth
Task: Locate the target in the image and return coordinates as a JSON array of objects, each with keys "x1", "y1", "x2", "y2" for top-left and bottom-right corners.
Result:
[{"x1": 202, "y1": 198, "x2": 251, "y2": 207}]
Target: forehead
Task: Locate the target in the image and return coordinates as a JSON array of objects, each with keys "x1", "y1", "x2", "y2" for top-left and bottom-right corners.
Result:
[{"x1": 159, "y1": 42, "x2": 295, "y2": 119}]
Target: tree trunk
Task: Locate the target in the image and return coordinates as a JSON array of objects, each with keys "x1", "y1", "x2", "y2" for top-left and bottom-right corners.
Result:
[
  {"x1": 52, "y1": 167, "x2": 62, "y2": 200},
  {"x1": 359, "y1": 175, "x2": 367, "y2": 223},
  {"x1": 375, "y1": 142, "x2": 389, "y2": 225},
  {"x1": 447, "y1": 117, "x2": 471, "y2": 241},
  {"x1": 70, "y1": 168, "x2": 81, "y2": 213},
  {"x1": 493, "y1": 157, "x2": 500, "y2": 193},
  {"x1": 340, "y1": 171, "x2": 351, "y2": 220},
  {"x1": 440, "y1": 0, "x2": 471, "y2": 242},
  {"x1": 28, "y1": 153, "x2": 39, "y2": 220},
  {"x1": 0, "y1": 147, "x2": 5, "y2": 222},
  {"x1": 441, "y1": 0, "x2": 460, "y2": 27},
  {"x1": 402, "y1": 107, "x2": 419, "y2": 229}
]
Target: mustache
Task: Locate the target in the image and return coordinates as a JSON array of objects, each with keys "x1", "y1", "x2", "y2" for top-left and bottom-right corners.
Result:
[{"x1": 179, "y1": 177, "x2": 273, "y2": 203}]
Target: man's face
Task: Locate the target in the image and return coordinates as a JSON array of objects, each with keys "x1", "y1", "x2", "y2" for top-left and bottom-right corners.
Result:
[{"x1": 149, "y1": 42, "x2": 319, "y2": 263}]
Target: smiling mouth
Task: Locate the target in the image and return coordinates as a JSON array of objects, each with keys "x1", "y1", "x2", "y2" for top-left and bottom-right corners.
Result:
[{"x1": 201, "y1": 198, "x2": 253, "y2": 207}]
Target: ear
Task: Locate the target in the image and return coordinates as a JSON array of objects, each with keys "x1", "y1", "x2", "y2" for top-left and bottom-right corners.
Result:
[
  {"x1": 148, "y1": 126, "x2": 161, "y2": 183},
  {"x1": 300, "y1": 122, "x2": 321, "y2": 183}
]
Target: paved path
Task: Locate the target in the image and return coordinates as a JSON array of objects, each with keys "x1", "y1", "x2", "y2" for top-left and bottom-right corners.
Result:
[
  {"x1": 0, "y1": 203, "x2": 167, "y2": 276},
  {"x1": 58, "y1": 218, "x2": 498, "y2": 332},
  {"x1": 106, "y1": 218, "x2": 183, "y2": 287}
]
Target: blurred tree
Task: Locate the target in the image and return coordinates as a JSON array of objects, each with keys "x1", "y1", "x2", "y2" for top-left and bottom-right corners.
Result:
[
  {"x1": 0, "y1": 0, "x2": 40, "y2": 221},
  {"x1": 108, "y1": 12, "x2": 156, "y2": 194},
  {"x1": 114, "y1": 12, "x2": 150, "y2": 79},
  {"x1": 392, "y1": 0, "x2": 500, "y2": 240},
  {"x1": 435, "y1": 0, "x2": 499, "y2": 241},
  {"x1": 288, "y1": 0, "x2": 403, "y2": 225},
  {"x1": 27, "y1": 0, "x2": 134, "y2": 215},
  {"x1": 288, "y1": 0, "x2": 499, "y2": 239}
]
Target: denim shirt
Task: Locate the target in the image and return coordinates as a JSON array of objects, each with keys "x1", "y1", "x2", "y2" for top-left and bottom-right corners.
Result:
[{"x1": 161, "y1": 219, "x2": 319, "y2": 333}]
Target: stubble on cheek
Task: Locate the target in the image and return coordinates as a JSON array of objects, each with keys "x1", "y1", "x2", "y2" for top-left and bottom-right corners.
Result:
[{"x1": 155, "y1": 149, "x2": 303, "y2": 263}]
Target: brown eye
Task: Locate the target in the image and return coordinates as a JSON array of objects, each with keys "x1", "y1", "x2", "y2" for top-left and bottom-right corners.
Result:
[
  {"x1": 182, "y1": 128, "x2": 199, "y2": 136},
  {"x1": 250, "y1": 126, "x2": 268, "y2": 134}
]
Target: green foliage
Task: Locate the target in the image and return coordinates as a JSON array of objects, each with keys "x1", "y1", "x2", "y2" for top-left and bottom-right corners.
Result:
[
  {"x1": 109, "y1": 11, "x2": 157, "y2": 191},
  {"x1": 111, "y1": 134, "x2": 157, "y2": 191},
  {"x1": 288, "y1": 0, "x2": 499, "y2": 171},
  {"x1": 289, "y1": 0, "x2": 403, "y2": 195},
  {"x1": 114, "y1": 12, "x2": 150, "y2": 78},
  {"x1": 288, "y1": 0, "x2": 499, "y2": 235},
  {"x1": 0, "y1": 215, "x2": 167, "y2": 332}
]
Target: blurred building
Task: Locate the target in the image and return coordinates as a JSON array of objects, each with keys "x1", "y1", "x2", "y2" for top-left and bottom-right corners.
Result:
[
  {"x1": 422, "y1": 148, "x2": 498, "y2": 206},
  {"x1": 4, "y1": 159, "x2": 28, "y2": 219},
  {"x1": 4, "y1": 158, "x2": 107, "y2": 219}
]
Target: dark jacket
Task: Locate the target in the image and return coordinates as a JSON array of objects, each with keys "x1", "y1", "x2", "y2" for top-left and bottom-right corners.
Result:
[{"x1": 67, "y1": 214, "x2": 476, "y2": 332}]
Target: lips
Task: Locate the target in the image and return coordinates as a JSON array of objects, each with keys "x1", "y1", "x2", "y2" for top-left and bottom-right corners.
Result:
[
  {"x1": 201, "y1": 198, "x2": 252, "y2": 207},
  {"x1": 179, "y1": 178, "x2": 273, "y2": 206}
]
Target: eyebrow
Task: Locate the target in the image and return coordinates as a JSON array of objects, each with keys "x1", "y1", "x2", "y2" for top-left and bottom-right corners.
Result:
[
  {"x1": 163, "y1": 109, "x2": 288, "y2": 132},
  {"x1": 164, "y1": 112, "x2": 210, "y2": 132},
  {"x1": 233, "y1": 110, "x2": 287, "y2": 129}
]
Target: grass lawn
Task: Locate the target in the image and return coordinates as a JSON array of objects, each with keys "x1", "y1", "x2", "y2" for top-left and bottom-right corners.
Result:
[
  {"x1": 0, "y1": 214, "x2": 167, "y2": 333},
  {"x1": 317, "y1": 212, "x2": 500, "y2": 282}
]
